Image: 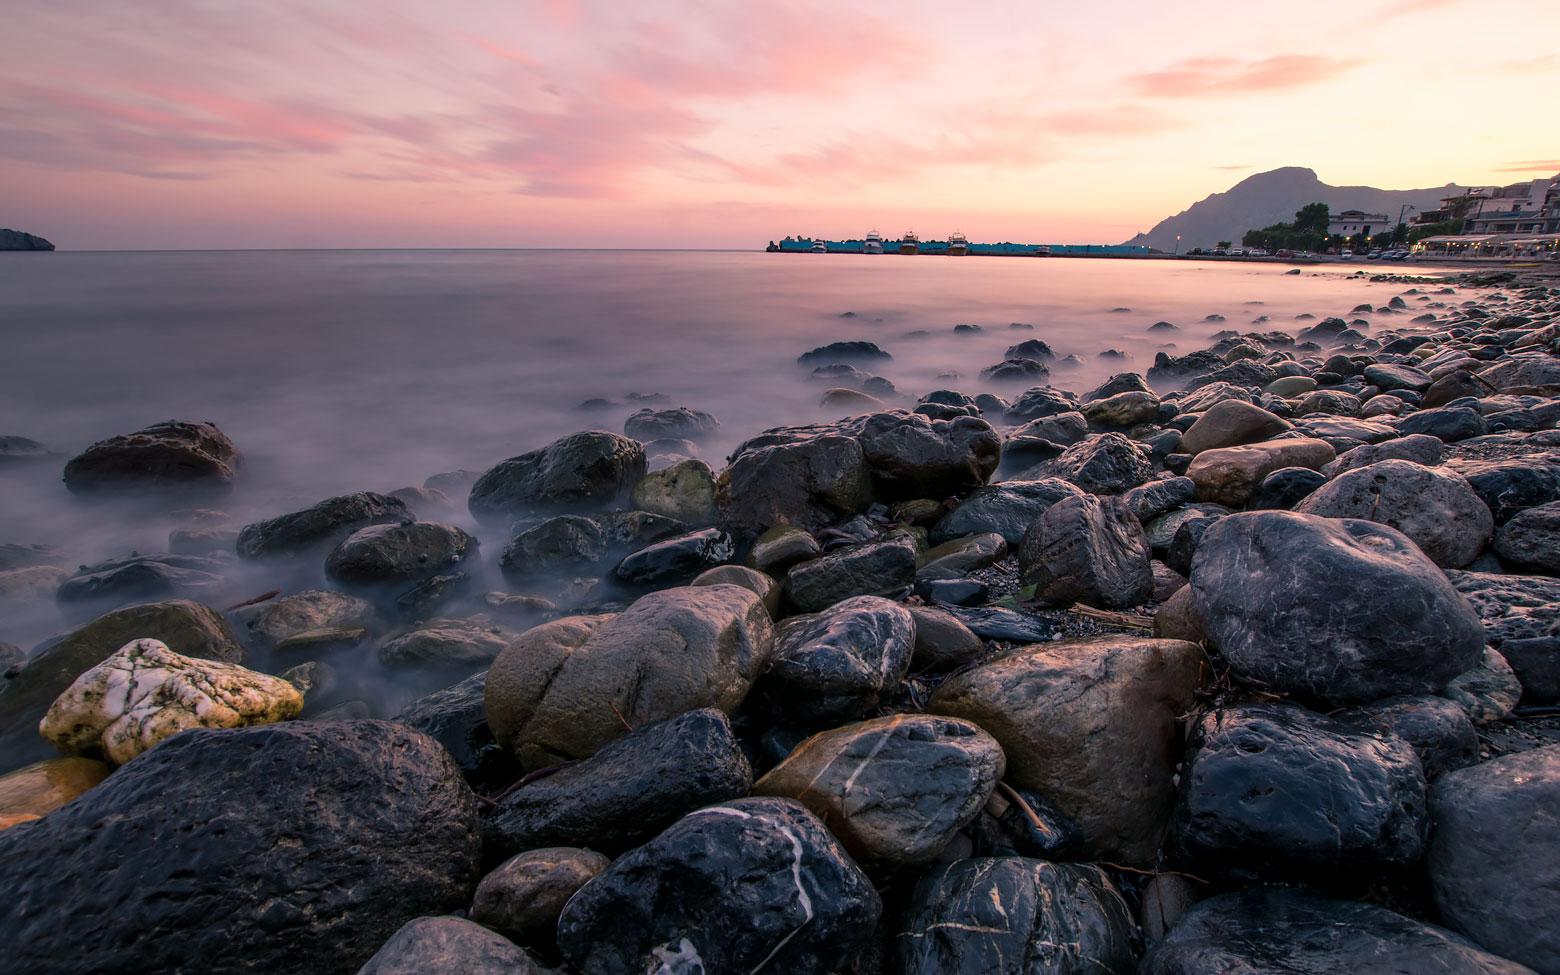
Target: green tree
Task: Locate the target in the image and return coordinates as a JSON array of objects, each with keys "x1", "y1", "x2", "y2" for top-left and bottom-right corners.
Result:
[
  {"x1": 1216, "y1": 240, "x2": 1232, "y2": 250},
  {"x1": 1294, "y1": 203, "x2": 1330, "y2": 233}
]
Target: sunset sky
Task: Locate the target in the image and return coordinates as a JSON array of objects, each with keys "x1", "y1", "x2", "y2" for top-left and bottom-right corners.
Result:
[{"x1": 3, "y1": 0, "x2": 1557, "y2": 250}]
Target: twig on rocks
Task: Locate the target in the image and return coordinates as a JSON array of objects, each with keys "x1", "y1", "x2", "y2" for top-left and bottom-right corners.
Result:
[
  {"x1": 483, "y1": 760, "x2": 580, "y2": 810},
  {"x1": 609, "y1": 701, "x2": 635, "y2": 732},
  {"x1": 1067, "y1": 604, "x2": 1153, "y2": 631},
  {"x1": 224, "y1": 589, "x2": 280, "y2": 611},
  {"x1": 995, "y1": 781, "x2": 1045, "y2": 830},
  {"x1": 1100, "y1": 861, "x2": 1209, "y2": 885}
]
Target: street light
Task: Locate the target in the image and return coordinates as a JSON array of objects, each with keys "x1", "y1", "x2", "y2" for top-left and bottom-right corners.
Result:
[{"x1": 1174, "y1": 234, "x2": 1182, "y2": 256}]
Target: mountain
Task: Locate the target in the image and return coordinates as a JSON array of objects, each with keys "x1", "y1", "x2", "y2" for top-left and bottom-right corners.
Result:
[
  {"x1": 1123, "y1": 168, "x2": 1463, "y2": 251},
  {"x1": 0, "y1": 229, "x2": 55, "y2": 251}
]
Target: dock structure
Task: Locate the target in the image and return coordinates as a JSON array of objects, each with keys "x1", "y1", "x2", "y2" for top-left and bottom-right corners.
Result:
[{"x1": 767, "y1": 236, "x2": 1151, "y2": 257}]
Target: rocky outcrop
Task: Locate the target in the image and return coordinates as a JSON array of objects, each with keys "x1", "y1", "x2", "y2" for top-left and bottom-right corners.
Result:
[
  {"x1": 0, "y1": 228, "x2": 55, "y2": 251},
  {"x1": 63, "y1": 420, "x2": 241, "y2": 495},
  {"x1": 468, "y1": 431, "x2": 646, "y2": 522}
]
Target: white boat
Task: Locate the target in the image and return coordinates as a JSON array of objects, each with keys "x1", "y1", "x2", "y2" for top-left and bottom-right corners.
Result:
[
  {"x1": 864, "y1": 230, "x2": 884, "y2": 254},
  {"x1": 811, "y1": 239, "x2": 828, "y2": 253},
  {"x1": 948, "y1": 231, "x2": 969, "y2": 256}
]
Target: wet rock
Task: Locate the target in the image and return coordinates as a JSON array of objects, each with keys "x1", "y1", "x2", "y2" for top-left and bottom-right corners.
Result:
[
  {"x1": 556, "y1": 797, "x2": 881, "y2": 975},
  {"x1": 394, "y1": 571, "x2": 471, "y2": 622},
  {"x1": 236, "y1": 589, "x2": 377, "y2": 651},
  {"x1": 906, "y1": 604, "x2": 984, "y2": 670},
  {"x1": 798, "y1": 340, "x2": 892, "y2": 365},
  {"x1": 1019, "y1": 494, "x2": 1152, "y2": 609},
  {"x1": 1172, "y1": 703, "x2": 1427, "y2": 879},
  {"x1": 484, "y1": 585, "x2": 773, "y2": 766},
  {"x1": 1005, "y1": 386, "x2": 1081, "y2": 422},
  {"x1": 1398, "y1": 405, "x2": 1488, "y2": 442},
  {"x1": 940, "y1": 605, "x2": 1054, "y2": 642},
  {"x1": 1326, "y1": 432, "x2": 1446, "y2": 474},
  {"x1": 237, "y1": 492, "x2": 412, "y2": 560},
  {"x1": 757, "y1": 595, "x2": 914, "y2": 729},
  {"x1": 930, "y1": 478, "x2": 1083, "y2": 546},
  {"x1": 468, "y1": 432, "x2": 646, "y2": 523},
  {"x1": 0, "y1": 720, "x2": 482, "y2": 975},
  {"x1": 326, "y1": 522, "x2": 477, "y2": 585},
  {"x1": 1296, "y1": 459, "x2": 1493, "y2": 568},
  {"x1": 471, "y1": 848, "x2": 610, "y2": 945},
  {"x1": 917, "y1": 532, "x2": 1006, "y2": 580},
  {"x1": 716, "y1": 426, "x2": 873, "y2": 537},
  {"x1": 1449, "y1": 570, "x2": 1560, "y2": 645},
  {"x1": 1502, "y1": 636, "x2": 1560, "y2": 703},
  {"x1": 748, "y1": 524, "x2": 822, "y2": 574},
  {"x1": 1191, "y1": 512, "x2": 1485, "y2": 705},
  {"x1": 785, "y1": 533, "x2": 917, "y2": 612},
  {"x1": 820, "y1": 387, "x2": 888, "y2": 412},
  {"x1": 55, "y1": 552, "x2": 229, "y2": 607},
  {"x1": 1179, "y1": 400, "x2": 1292, "y2": 454},
  {"x1": 1185, "y1": 437, "x2": 1335, "y2": 506},
  {"x1": 62, "y1": 420, "x2": 241, "y2": 495},
  {"x1": 499, "y1": 514, "x2": 609, "y2": 583},
  {"x1": 1140, "y1": 887, "x2": 1532, "y2": 975},
  {"x1": 1443, "y1": 646, "x2": 1522, "y2": 724},
  {"x1": 1247, "y1": 466, "x2": 1327, "y2": 509},
  {"x1": 856, "y1": 411, "x2": 1001, "y2": 499},
  {"x1": 1459, "y1": 460, "x2": 1560, "y2": 524},
  {"x1": 981, "y1": 358, "x2": 1050, "y2": 382},
  {"x1": 485, "y1": 708, "x2": 752, "y2": 858},
  {"x1": 1494, "y1": 500, "x2": 1560, "y2": 573},
  {"x1": 394, "y1": 672, "x2": 518, "y2": 788},
  {"x1": 1082, "y1": 390, "x2": 1160, "y2": 428},
  {"x1": 931, "y1": 636, "x2": 1205, "y2": 864},
  {"x1": 1123, "y1": 475, "x2": 1196, "y2": 523},
  {"x1": 629, "y1": 457, "x2": 717, "y2": 526},
  {"x1": 754, "y1": 714, "x2": 1003, "y2": 864},
  {"x1": 895, "y1": 857, "x2": 1138, "y2": 975},
  {"x1": 0, "y1": 756, "x2": 110, "y2": 831},
  {"x1": 1429, "y1": 745, "x2": 1560, "y2": 974},
  {"x1": 1339, "y1": 694, "x2": 1479, "y2": 779},
  {"x1": 1364, "y1": 362, "x2": 1434, "y2": 390},
  {"x1": 1032, "y1": 432, "x2": 1155, "y2": 495},
  {"x1": 378, "y1": 618, "x2": 515, "y2": 670},
  {"x1": 613, "y1": 527, "x2": 734, "y2": 586},
  {"x1": 1478, "y1": 353, "x2": 1560, "y2": 393},
  {"x1": 623, "y1": 406, "x2": 719, "y2": 441},
  {"x1": 1005, "y1": 338, "x2": 1056, "y2": 361},
  {"x1": 357, "y1": 916, "x2": 541, "y2": 975}
]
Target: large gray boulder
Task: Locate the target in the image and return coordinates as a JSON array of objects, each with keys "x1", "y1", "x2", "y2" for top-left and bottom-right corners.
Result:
[
  {"x1": 1296, "y1": 459, "x2": 1493, "y2": 568},
  {"x1": 0, "y1": 721, "x2": 482, "y2": 975},
  {"x1": 930, "y1": 478, "x2": 1084, "y2": 546},
  {"x1": 62, "y1": 420, "x2": 241, "y2": 495},
  {"x1": 1018, "y1": 494, "x2": 1152, "y2": 609},
  {"x1": 716, "y1": 425, "x2": 874, "y2": 537},
  {"x1": 1190, "y1": 512, "x2": 1486, "y2": 705},
  {"x1": 468, "y1": 431, "x2": 646, "y2": 523},
  {"x1": 756, "y1": 595, "x2": 915, "y2": 729}
]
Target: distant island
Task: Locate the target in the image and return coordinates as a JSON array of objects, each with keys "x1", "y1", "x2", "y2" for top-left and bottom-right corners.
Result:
[{"x1": 0, "y1": 228, "x2": 55, "y2": 251}]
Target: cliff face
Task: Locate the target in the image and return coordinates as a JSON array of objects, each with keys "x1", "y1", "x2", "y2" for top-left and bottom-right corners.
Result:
[
  {"x1": 1124, "y1": 168, "x2": 1464, "y2": 251},
  {"x1": 0, "y1": 229, "x2": 56, "y2": 251}
]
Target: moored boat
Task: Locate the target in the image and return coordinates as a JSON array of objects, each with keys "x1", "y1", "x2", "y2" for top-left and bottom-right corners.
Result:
[
  {"x1": 811, "y1": 239, "x2": 828, "y2": 253},
  {"x1": 864, "y1": 230, "x2": 884, "y2": 254},
  {"x1": 948, "y1": 231, "x2": 969, "y2": 256},
  {"x1": 899, "y1": 231, "x2": 919, "y2": 255}
]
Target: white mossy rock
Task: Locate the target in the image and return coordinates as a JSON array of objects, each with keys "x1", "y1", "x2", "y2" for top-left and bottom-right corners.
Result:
[{"x1": 39, "y1": 638, "x2": 303, "y2": 764}]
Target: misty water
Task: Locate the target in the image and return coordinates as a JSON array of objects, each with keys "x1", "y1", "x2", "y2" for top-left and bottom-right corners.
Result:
[{"x1": 0, "y1": 249, "x2": 1448, "y2": 698}]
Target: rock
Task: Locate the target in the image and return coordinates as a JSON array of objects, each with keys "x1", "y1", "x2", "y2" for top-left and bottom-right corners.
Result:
[
  {"x1": 0, "y1": 542, "x2": 62, "y2": 571},
  {"x1": 1443, "y1": 646, "x2": 1522, "y2": 724},
  {"x1": 798, "y1": 341, "x2": 892, "y2": 365},
  {"x1": 377, "y1": 618, "x2": 515, "y2": 670},
  {"x1": 894, "y1": 857, "x2": 1138, "y2": 975},
  {"x1": 471, "y1": 848, "x2": 610, "y2": 945},
  {"x1": 357, "y1": 916, "x2": 541, "y2": 974},
  {"x1": 1296, "y1": 460, "x2": 1493, "y2": 568},
  {"x1": 1191, "y1": 512, "x2": 1485, "y2": 705},
  {"x1": 907, "y1": 605, "x2": 984, "y2": 670},
  {"x1": 623, "y1": 406, "x2": 718, "y2": 441},
  {"x1": 1266, "y1": 374, "x2": 1317, "y2": 396},
  {"x1": 1140, "y1": 887, "x2": 1533, "y2": 975},
  {"x1": 55, "y1": 552, "x2": 229, "y2": 607},
  {"x1": 754, "y1": 714, "x2": 1003, "y2": 864},
  {"x1": 1326, "y1": 432, "x2": 1446, "y2": 474},
  {"x1": 0, "y1": 600, "x2": 243, "y2": 773},
  {"x1": 394, "y1": 572, "x2": 471, "y2": 622},
  {"x1": 1123, "y1": 476, "x2": 1197, "y2": 523},
  {"x1": 484, "y1": 585, "x2": 773, "y2": 767},
  {"x1": 930, "y1": 636, "x2": 1204, "y2": 864},
  {"x1": 1295, "y1": 388, "x2": 1362, "y2": 416},
  {"x1": 1247, "y1": 466, "x2": 1328, "y2": 509},
  {"x1": 785, "y1": 533, "x2": 917, "y2": 613},
  {"x1": 0, "y1": 720, "x2": 482, "y2": 975},
  {"x1": 613, "y1": 527, "x2": 734, "y2": 586},
  {"x1": 1460, "y1": 461, "x2": 1560, "y2": 524},
  {"x1": 1340, "y1": 694, "x2": 1479, "y2": 779},
  {"x1": 757, "y1": 595, "x2": 914, "y2": 729},
  {"x1": 1034, "y1": 433, "x2": 1154, "y2": 495},
  {"x1": 1018, "y1": 494, "x2": 1152, "y2": 609},
  {"x1": 939, "y1": 605, "x2": 1054, "y2": 642},
  {"x1": 1180, "y1": 400, "x2": 1292, "y2": 454},
  {"x1": 1082, "y1": 390, "x2": 1160, "y2": 428},
  {"x1": 856, "y1": 411, "x2": 1001, "y2": 499},
  {"x1": 326, "y1": 522, "x2": 477, "y2": 585},
  {"x1": 1429, "y1": 746, "x2": 1560, "y2": 974},
  {"x1": 468, "y1": 432, "x2": 646, "y2": 522},
  {"x1": 1398, "y1": 406, "x2": 1488, "y2": 442},
  {"x1": 930, "y1": 479, "x2": 1083, "y2": 546},
  {"x1": 1449, "y1": 570, "x2": 1560, "y2": 645},
  {"x1": 692, "y1": 564, "x2": 780, "y2": 615},
  {"x1": 39, "y1": 638, "x2": 302, "y2": 765},
  {"x1": 237, "y1": 492, "x2": 412, "y2": 560},
  {"x1": 62, "y1": 420, "x2": 241, "y2": 495},
  {"x1": 820, "y1": 387, "x2": 887, "y2": 412},
  {"x1": 0, "y1": 565, "x2": 69, "y2": 607},
  {"x1": 499, "y1": 514, "x2": 610, "y2": 583},
  {"x1": 1478, "y1": 353, "x2": 1560, "y2": 393},
  {"x1": 556, "y1": 797, "x2": 881, "y2": 975},
  {"x1": 1005, "y1": 386, "x2": 1081, "y2": 422},
  {"x1": 485, "y1": 708, "x2": 752, "y2": 857},
  {"x1": 716, "y1": 427, "x2": 873, "y2": 538},
  {"x1": 1172, "y1": 703, "x2": 1427, "y2": 879},
  {"x1": 1185, "y1": 437, "x2": 1335, "y2": 506},
  {"x1": 236, "y1": 589, "x2": 377, "y2": 651},
  {"x1": 981, "y1": 358, "x2": 1051, "y2": 382},
  {"x1": 917, "y1": 532, "x2": 1006, "y2": 579},
  {"x1": 629, "y1": 458, "x2": 717, "y2": 525},
  {"x1": 1005, "y1": 338, "x2": 1056, "y2": 361},
  {"x1": 748, "y1": 525, "x2": 822, "y2": 574},
  {"x1": 1364, "y1": 362, "x2": 1434, "y2": 390},
  {"x1": 1494, "y1": 500, "x2": 1560, "y2": 573},
  {"x1": 394, "y1": 672, "x2": 518, "y2": 788},
  {"x1": 1502, "y1": 636, "x2": 1560, "y2": 704},
  {"x1": 168, "y1": 526, "x2": 239, "y2": 555},
  {"x1": 0, "y1": 757, "x2": 110, "y2": 831}
]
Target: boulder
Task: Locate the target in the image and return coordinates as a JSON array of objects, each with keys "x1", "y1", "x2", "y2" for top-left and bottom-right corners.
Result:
[
  {"x1": 1460, "y1": 460, "x2": 1560, "y2": 524},
  {"x1": 629, "y1": 457, "x2": 717, "y2": 525},
  {"x1": 326, "y1": 522, "x2": 477, "y2": 585},
  {"x1": 237, "y1": 492, "x2": 411, "y2": 560},
  {"x1": 394, "y1": 672, "x2": 518, "y2": 788},
  {"x1": 748, "y1": 525, "x2": 822, "y2": 574},
  {"x1": 1033, "y1": 432, "x2": 1154, "y2": 495},
  {"x1": 930, "y1": 636, "x2": 1205, "y2": 864},
  {"x1": 1018, "y1": 494, "x2": 1153, "y2": 609},
  {"x1": 485, "y1": 708, "x2": 752, "y2": 858},
  {"x1": 1082, "y1": 390, "x2": 1161, "y2": 428},
  {"x1": 1449, "y1": 570, "x2": 1560, "y2": 646},
  {"x1": 907, "y1": 604, "x2": 985, "y2": 670},
  {"x1": 1494, "y1": 500, "x2": 1560, "y2": 573},
  {"x1": 797, "y1": 341, "x2": 891, "y2": 365},
  {"x1": 499, "y1": 514, "x2": 610, "y2": 583},
  {"x1": 1296, "y1": 460, "x2": 1494, "y2": 568},
  {"x1": 556, "y1": 797, "x2": 881, "y2": 975},
  {"x1": 1185, "y1": 437, "x2": 1335, "y2": 506},
  {"x1": 930, "y1": 478, "x2": 1084, "y2": 546},
  {"x1": 1172, "y1": 703, "x2": 1427, "y2": 879},
  {"x1": 1364, "y1": 362, "x2": 1433, "y2": 390},
  {"x1": 468, "y1": 432, "x2": 646, "y2": 522},
  {"x1": 1190, "y1": 512, "x2": 1486, "y2": 705},
  {"x1": 1140, "y1": 887, "x2": 1534, "y2": 975},
  {"x1": 1123, "y1": 475, "x2": 1196, "y2": 523},
  {"x1": 0, "y1": 721, "x2": 482, "y2": 975},
  {"x1": 855, "y1": 411, "x2": 1001, "y2": 499},
  {"x1": 756, "y1": 595, "x2": 914, "y2": 729},
  {"x1": 785, "y1": 533, "x2": 917, "y2": 613},
  {"x1": 1247, "y1": 466, "x2": 1327, "y2": 509},
  {"x1": 62, "y1": 420, "x2": 240, "y2": 495},
  {"x1": 1443, "y1": 646, "x2": 1522, "y2": 724},
  {"x1": 1339, "y1": 694, "x2": 1479, "y2": 779},
  {"x1": 623, "y1": 406, "x2": 718, "y2": 441},
  {"x1": 236, "y1": 589, "x2": 377, "y2": 651},
  {"x1": 40, "y1": 638, "x2": 302, "y2": 765},
  {"x1": 0, "y1": 756, "x2": 110, "y2": 831},
  {"x1": 1398, "y1": 406, "x2": 1488, "y2": 442},
  {"x1": 484, "y1": 585, "x2": 773, "y2": 767},
  {"x1": 917, "y1": 532, "x2": 1006, "y2": 580},
  {"x1": 470, "y1": 848, "x2": 610, "y2": 945},
  {"x1": 753, "y1": 714, "x2": 1003, "y2": 864},
  {"x1": 1179, "y1": 399, "x2": 1291, "y2": 454},
  {"x1": 613, "y1": 527, "x2": 734, "y2": 586},
  {"x1": 378, "y1": 618, "x2": 515, "y2": 670},
  {"x1": 716, "y1": 427, "x2": 873, "y2": 537},
  {"x1": 357, "y1": 916, "x2": 541, "y2": 974},
  {"x1": 1428, "y1": 745, "x2": 1560, "y2": 974},
  {"x1": 55, "y1": 552, "x2": 229, "y2": 608},
  {"x1": 1326, "y1": 432, "x2": 1445, "y2": 475},
  {"x1": 894, "y1": 857, "x2": 1138, "y2": 975}
]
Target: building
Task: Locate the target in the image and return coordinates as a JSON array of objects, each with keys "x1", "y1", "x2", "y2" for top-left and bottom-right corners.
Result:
[
  {"x1": 1463, "y1": 176, "x2": 1558, "y2": 234},
  {"x1": 1327, "y1": 209, "x2": 1392, "y2": 238}
]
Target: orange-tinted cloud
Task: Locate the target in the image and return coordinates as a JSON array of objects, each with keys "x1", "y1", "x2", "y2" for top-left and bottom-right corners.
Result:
[
  {"x1": 1129, "y1": 55, "x2": 1353, "y2": 98},
  {"x1": 1493, "y1": 160, "x2": 1560, "y2": 173}
]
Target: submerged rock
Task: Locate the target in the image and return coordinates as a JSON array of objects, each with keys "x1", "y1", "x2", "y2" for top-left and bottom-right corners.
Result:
[
  {"x1": 62, "y1": 420, "x2": 241, "y2": 495},
  {"x1": 237, "y1": 492, "x2": 411, "y2": 560},
  {"x1": 468, "y1": 431, "x2": 646, "y2": 523},
  {"x1": 623, "y1": 406, "x2": 719, "y2": 441},
  {"x1": 55, "y1": 552, "x2": 229, "y2": 607}
]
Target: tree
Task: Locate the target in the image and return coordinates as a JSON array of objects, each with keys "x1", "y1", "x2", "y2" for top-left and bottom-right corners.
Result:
[
  {"x1": 1216, "y1": 241, "x2": 1232, "y2": 251},
  {"x1": 1240, "y1": 202, "x2": 1332, "y2": 253},
  {"x1": 1294, "y1": 203, "x2": 1330, "y2": 233}
]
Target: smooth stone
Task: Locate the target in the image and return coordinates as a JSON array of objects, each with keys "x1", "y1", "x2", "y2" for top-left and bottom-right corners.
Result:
[
  {"x1": 756, "y1": 595, "x2": 914, "y2": 730},
  {"x1": 1442, "y1": 646, "x2": 1522, "y2": 724},
  {"x1": 0, "y1": 757, "x2": 110, "y2": 831},
  {"x1": 357, "y1": 916, "x2": 541, "y2": 975},
  {"x1": 1265, "y1": 375, "x2": 1317, "y2": 396},
  {"x1": 906, "y1": 604, "x2": 984, "y2": 670},
  {"x1": 748, "y1": 524, "x2": 822, "y2": 575},
  {"x1": 377, "y1": 618, "x2": 516, "y2": 670},
  {"x1": 1018, "y1": 494, "x2": 1152, "y2": 609},
  {"x1": 1180, "y1": 399, "x2": 1292, "y2": 454},
  {"x1": 237, "y1": 492, "x2": 411, "y2": 560},
  {"x1": 1339, "y1": 694, "x2": 1479, "y2": 779},
  {"x1": 470, "y1": 848, "x2": 610, "y2": 945},
  {"x1": 1123, "y1": 475, "x2": 1196, "y2": 523},
  {"x1": 917, "y1": 532, "x2": 1006, "y2": 580},
  {"x1": 939, "y1": 605, "x2": 1055, "y2": 643},
  {"x1": 1296, "y1": 459, "x2": 1494, "y2": 568},
  {"x1": 1186, "y1": 437, "x2": 1335, "y2": 506},
  {"x1": 691, "y1": 564, "x2": 780, "y2": 615},
  {"x1": 235, "y1": 589, "x2": 377, "y2": 651},
  {"x1": 1494, "y1": 500, "x2": 1560, "y2": 573},
  {"x1": 623, "y1": 406, "x2": 718, "y2": 442},
  {"x1": 613, "y1": 527, "x2": 734, "y2": 586},
  {"x1": 54, "y1": 553, "x2": 229, "y2": 608},
  {"x1": 1398, "y1": 406, "x2": 1488, "y2": 443},
  {"x1": 785, "y1": 534, "x2": 917, "y2": 613},
  {"x1": 1246, "y1": 466, "x2": 1327, "y2": 510},
  {"x1": 1326, "y1": 432, "x2": 1446, "y2": 475}
]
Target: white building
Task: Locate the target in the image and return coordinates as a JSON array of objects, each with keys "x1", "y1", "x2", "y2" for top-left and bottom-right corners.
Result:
[{"x1": 1327, "y1": 210, "x2": 1393, "y2": 238}]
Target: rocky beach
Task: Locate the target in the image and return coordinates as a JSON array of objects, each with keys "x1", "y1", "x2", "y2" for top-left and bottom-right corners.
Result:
[{"x1": 1, "y1": 261, "x2": 1558, "y2": 974}]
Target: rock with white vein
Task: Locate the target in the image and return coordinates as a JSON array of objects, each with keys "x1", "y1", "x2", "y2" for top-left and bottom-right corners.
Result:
[{"x1": 39, "y1": 638, "x2": 302, "y2": 764}]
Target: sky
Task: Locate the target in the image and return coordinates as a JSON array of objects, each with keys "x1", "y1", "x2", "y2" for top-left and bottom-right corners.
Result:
[{"x1": 2, "y1": 0, "x2": 1557, "y2": 250}]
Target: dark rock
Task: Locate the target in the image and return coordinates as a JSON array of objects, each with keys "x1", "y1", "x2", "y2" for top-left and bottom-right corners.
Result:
[
  {"x1": 54, "y1": 553, "x2": 229, "y2": 607},
  {"x1": 1247, "y1": 466, "x2": 1327, "y2": 509},
  {"x1": 1172, "y1": 703, "x2": 1427, "y2": 879},
  {"x1": 613, "y1": 527, "x2": 734, "y2": 586},
  {"x1": 1501, "y1": 636, "x2": 1560, "y2": 703},
  {"x1": 1005, "y1": 338, "x2": 1056, "y2": 361},
  {"x1": 1190, "y1": 512, "x2": 1486, "y2": 705},
  {"x1": 1018, "y1": 494, "x2": 1152, "y2": 608},
  {"x1": 468, "y1": 432, "x2": 646, "y2": 522},
  {"x1": 394, "y1": 672, "x2": 519, "y2": 788},
  {"x1": 785, "y1": 534, "x2": 917, "y2": 613},
  {"x1": 1448, "y1": 570, "x2": 1560, "y2": 646},
  {"x1": 1004, "y1": 386, "x2": 1080, "y2": 422},
  {"x1": 1339, "y1": 694, "x2": 1479, "y2": 779},
  {"x1": 716, "y1": 426, "x2": 873, "y2": 538},
  {"x1": 623, "y1": 406, "x2": 718, "y2": 441},
  {"x1": 1494, "y1": 500, "x2": 1560, "y2": 573},
  {"x1": 470, "y1": 848, "x2": 609, "y2": 947},
  {"x1": 377, "y1": 618, "x2": 514, "y2": 670},
  {"x1": 748, "y1": 525, "x2": 822, "y2": 574},
  {"x1": 916, "y1": 578, "x2": 989, "y2": 607},
  {"x1": 1296, "y1": 460, "x2": 1493, "y2": 568},
  {"x1": 237, "y1": 492, "x2": 411, "y2": 560},
  {"x1": 1459, "y1": 460, "x2": 1560, "y2": 524},
  {"x1": 797, "y1": 341, "x2": 891, "y2": 365},
  {"x1": 894, "y1": 858, "x2": 1137, "y2": 975},
  {"x1": 499, "y1": 514, "x2": 607, "y2": 583},
  {"x1": 757, "y1": 595, "x2": 914, "y2": 729},
  {"x1": 1364, "y1": 362, "x2": 1433, "y2": 390},
  {"x1": 236, "y1": 589, "x2": 377, "y2": 651},
  {"x1": 1180, "y1": 400, "x2": 1291, "y2": 454},
  {"x1": 394, "y1": 571, "x2": 471, "y2": 622},
  {"x1": 1165, "y1": 516, "x2": 1217, "y2": 577},
  {"x1": 906, "y1": 604, "x2": 984, "y2": 670},
  {"x1": 930, "y1": 478, "x2": 1083, "y2": 546},
  {"x1": 326, "y1": 522, "x2": 477, "y2": 585},
  {"x1": 1398, "y1": 406, "x2": 1488, "y2": 442},
  {"x1": 556, "y1": 797, "x2": 881, "y2": 975},
  {"x1": 1123, "y1": 476, "x2": 1196, "y2": 523},
  {"x1": 981, "y1": 358, "x2": 1050, "y2": 382},
  {"x1": 938, "y1": 605, "x2": 1054, "y2": 642},
  {"x1": 1327, "y1": 432, "x2": 1446, "y2": 474},
  {"x1": 1032, "y1": 432, "x2": 1155, "y2": 495},
  {"x1": 356, "y1": 916, "x2": 541, "y2": 974},
  {"x1": 0, "y1": 435, "x2": 54, "y2": 466},
  {"x1": 0, "y1": 721, "x2": 482, "y2": 975},
  {"x1": 62, "y1": 420, "x2": 240, "y2": 495},
  {"x1": 855, "y1": 411, "x2": 1001, "y2": 500},
  {"x1": 967, "y1": 787, "x2": 1084, "y2": 860}
]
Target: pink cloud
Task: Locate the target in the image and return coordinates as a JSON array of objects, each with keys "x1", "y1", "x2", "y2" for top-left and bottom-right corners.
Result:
[{"x1": 1129, "y1": 55, "x2": 1353, "y2": 98}]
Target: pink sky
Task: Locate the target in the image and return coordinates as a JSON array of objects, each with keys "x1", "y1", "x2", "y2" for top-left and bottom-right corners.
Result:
[{"x1": 2, "y1": 0, "x2": 1557, "y2": 249}]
